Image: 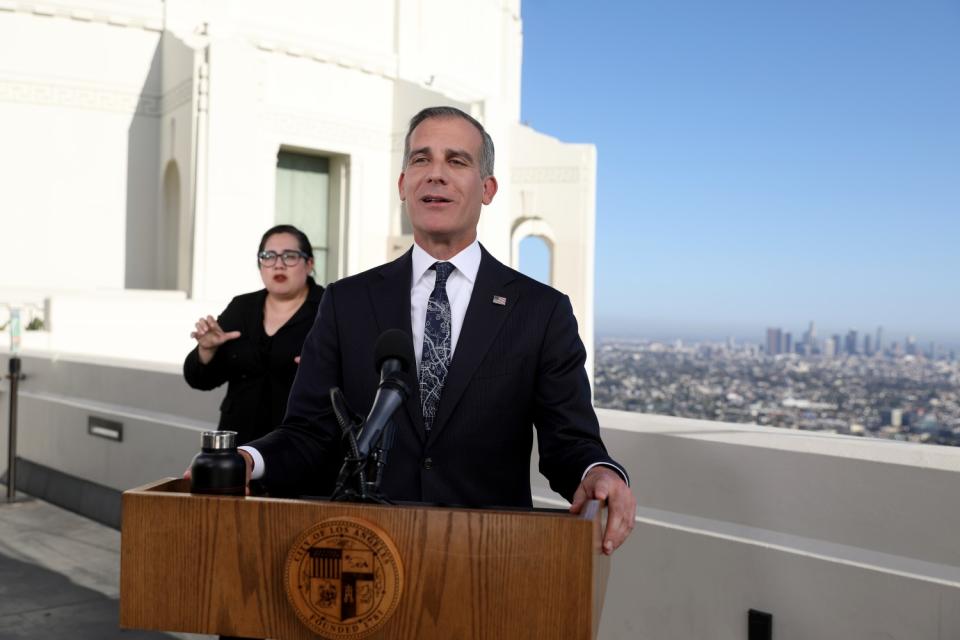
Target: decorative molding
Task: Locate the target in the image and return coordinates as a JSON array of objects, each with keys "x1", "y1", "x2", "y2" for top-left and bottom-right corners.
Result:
[
  {"x1": 0, "y1": 4, "x2": 420, "y2": 98},
  {"x1": 0, "y1": 77, "x2": 162, "y2": 116},
  {"x1": 0, "y1": 72, "x2": 192, "y2": 118},
  {"x1": 255, "y1": 39, "x2": 398, "y2": 82},
  {"x1": 511, "y1": 166, "x2": 582, "y2": 184},
  {"x1": 0, "y1": 1, "x2": 163, "y2": 32}
]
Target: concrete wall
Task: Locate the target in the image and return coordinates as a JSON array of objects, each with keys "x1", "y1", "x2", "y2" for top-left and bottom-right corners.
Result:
[
  {"x1": 0, "y1": 6, "x2": 162, "y2": 291},
  {"x1": 532, "y1": 410, "x2": 960, "y2": 639},
  {"x1": 1, "y1": 354, "x2": 218, "y2": 491}
]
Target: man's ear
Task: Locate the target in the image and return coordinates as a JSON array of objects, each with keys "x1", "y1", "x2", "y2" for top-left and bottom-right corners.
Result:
[
  {"x1": 398, "y1": 172, "x2": 406, "y2": 201},
  {"x1": 482, "y1": 175, "x2": 498, "y2": 205}
]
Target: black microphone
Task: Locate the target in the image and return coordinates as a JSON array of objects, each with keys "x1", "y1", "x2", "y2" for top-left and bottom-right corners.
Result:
[
  {"x1": 374, "y1": 328, "x2": 415, "y2": 381},
  {"x1": 356, "y1": 330, "x2": 415, "y2": 458}
]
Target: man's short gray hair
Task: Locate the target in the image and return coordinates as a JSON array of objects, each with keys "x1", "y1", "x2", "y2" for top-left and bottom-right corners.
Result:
[{"x1": 402, "y1": 106, "x2": 495, "y2": 178}]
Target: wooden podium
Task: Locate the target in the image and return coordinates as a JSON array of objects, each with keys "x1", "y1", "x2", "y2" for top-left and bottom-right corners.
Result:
[{"x1": 120, "y1": 478, "x2": 610, "y2": 639}]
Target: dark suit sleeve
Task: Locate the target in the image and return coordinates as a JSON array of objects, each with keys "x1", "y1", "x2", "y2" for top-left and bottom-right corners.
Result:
[
  {"x1": 182, "y1": 297, "x2": 242, "y2": 391},
  {"x1": 533, "y1": 294, "x2": 628, "y2": 501},
  {"x1": 245, "y1": 283, "x2": 344, "y2": 496}
]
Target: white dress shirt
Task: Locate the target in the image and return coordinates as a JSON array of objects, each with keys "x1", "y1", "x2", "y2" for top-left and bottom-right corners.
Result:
[{"x1": 409, "y1": 238, "x2": 480, "y2": 368}]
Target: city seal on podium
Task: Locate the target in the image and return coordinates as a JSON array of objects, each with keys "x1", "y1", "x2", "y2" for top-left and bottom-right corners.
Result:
[{"x1": 284, "y1": 516, "x2": 404, "y2": 639}]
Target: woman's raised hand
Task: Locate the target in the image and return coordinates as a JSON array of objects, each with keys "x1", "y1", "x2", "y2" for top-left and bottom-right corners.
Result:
[{"x1": 191, "y1": 315, "x2": 241, "y2": 364}]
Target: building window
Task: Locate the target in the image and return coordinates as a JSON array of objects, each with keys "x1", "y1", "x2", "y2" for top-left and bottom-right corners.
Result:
[{"x1": 274, "y1": 150, "x2": 346, "y2": 284}]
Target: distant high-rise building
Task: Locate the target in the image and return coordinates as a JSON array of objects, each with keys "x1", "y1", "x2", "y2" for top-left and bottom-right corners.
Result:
[
  {"x1": 785, "y1": 332, "x2": 793, "y2": 354},
  {"x1": 875, "y1": 326, "x2": 883, "y2": 355},
  {"x1": 804, "y1": 321, "x2": 817, "y2": 351},
  {"x1": 823, "y1": 337, "x2": 836, "y2": 357},
  {"x1": 832, "y1": 334, "x2": 842, "y2": 357},
  {"x1": 766, "y1": 328, "x2": 782, "y2": 355},
  {"x1": 906, "y1": 335, "x2": 917, "y2": 356},
  {"x1": 845, "y1": 329, "x2": 859, "y2": 355},
  {"x1": 864, "y1": 334, "x2": 872, "y2": 356}
]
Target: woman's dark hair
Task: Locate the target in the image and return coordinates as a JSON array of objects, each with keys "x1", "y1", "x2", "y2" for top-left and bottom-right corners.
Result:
[{"x1": 257, "y1": 224, "x2": 313, "y2": 266}]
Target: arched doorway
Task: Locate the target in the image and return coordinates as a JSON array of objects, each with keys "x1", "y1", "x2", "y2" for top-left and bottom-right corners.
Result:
[
  {"x1": 519, "y1": 235, "x2": 552, "y2": 285},
  {"x1": 511, "y1": 217, "x2": 556, "y2": 286}
]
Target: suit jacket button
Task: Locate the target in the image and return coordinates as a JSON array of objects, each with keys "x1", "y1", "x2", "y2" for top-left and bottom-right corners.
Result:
[{"x1": 423, "y1": 457, "x2": 433, "y2": 470}]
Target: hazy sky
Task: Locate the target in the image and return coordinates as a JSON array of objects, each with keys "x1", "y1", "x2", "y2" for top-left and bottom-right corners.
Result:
[{"x1": 518, "y1": 1, "x2": 959, "y2": 345}]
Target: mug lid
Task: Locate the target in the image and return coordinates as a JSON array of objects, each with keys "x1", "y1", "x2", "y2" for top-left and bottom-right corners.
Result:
[{"x1": 201, "y1": 430, "x2": 237, "y2": 449}]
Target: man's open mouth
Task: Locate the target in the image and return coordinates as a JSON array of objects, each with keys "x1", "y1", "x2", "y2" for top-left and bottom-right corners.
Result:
[{"x1": 421, "y1": 195, "x2": 452, "y2": 203}]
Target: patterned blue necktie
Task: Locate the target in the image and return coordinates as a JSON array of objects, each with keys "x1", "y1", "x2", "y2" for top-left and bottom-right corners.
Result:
[{"x1": 419, "y1": 262, "x2": 455, "y2": 432}]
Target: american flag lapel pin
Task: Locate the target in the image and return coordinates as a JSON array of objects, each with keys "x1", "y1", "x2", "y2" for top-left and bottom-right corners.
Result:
[{"x1": 492, "y1": 295, "x2": 507, "y2": 306}]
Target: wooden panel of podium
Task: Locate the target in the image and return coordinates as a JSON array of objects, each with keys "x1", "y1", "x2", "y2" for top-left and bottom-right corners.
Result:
[{"x1": 120, "y1": 478, "x2": 610, "y2": 639}]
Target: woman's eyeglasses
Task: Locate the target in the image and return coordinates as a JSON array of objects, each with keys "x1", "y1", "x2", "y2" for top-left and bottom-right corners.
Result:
[{"x1": 258, "y1": 250, "x2": 308, "y2": 267}]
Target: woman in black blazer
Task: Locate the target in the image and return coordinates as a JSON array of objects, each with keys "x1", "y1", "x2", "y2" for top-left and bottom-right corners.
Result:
[{"x1": 184, "y1": 225, "x2": 324, "y2": 445}]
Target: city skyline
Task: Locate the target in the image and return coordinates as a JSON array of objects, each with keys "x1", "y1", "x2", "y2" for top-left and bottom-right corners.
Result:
[
  {"x1": 595, "y1": 320, "x2": 960, "y2": 354},
  {"x1": 519, "y1": 1, "x2": 960, "y2": 345}
]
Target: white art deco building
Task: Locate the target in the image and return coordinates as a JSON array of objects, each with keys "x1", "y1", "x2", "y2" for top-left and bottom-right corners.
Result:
[{"x1": 0, "y1": 0, "x2": 596, "y2": 368}]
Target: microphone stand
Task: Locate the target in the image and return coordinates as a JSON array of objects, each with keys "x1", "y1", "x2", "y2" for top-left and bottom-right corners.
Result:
[
  {"x1": 329, "y1": 387, "x2": 369, "y2": 503},
  {"x1": 365, "y1": 418, "x2": 398, "y2": 501},
  {"x1": 329, "y1": 387, "x2": 396, "y2": 504}
]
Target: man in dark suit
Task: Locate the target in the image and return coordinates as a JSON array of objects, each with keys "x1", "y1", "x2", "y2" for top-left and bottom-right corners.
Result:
[{"x1": 240, "y1": 106, "x2": 636, "y2": 554}]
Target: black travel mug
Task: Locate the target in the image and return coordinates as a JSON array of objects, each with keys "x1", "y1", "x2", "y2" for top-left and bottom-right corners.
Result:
[{"x1": 189, "y1": 430, "x2": 246, "y2": 496}]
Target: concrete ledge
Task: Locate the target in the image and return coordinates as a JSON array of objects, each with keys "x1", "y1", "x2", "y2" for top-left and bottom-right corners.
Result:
[
  {"x1": 2, "y1": 459, "x2": 121, "y2": 530},
  {"x1": 597, "y1": 407, "x2": 960, "y2": 472},
  {"x1": 585, "y1": 409, "x2": 960, "y2": 568}
]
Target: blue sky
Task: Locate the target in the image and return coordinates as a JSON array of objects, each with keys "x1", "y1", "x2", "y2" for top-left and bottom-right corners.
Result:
[{"x1": 518, "y1": 1, "x2": 960, "y2": 346}]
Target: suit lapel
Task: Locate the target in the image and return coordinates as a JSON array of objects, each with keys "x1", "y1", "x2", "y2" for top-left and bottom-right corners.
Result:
[
  {"x1": 367, "y1": 249, "x2": 425, "y2": 435},
  {"x1": 430, "y1": 246, "x2": 519, "y2": 437}
]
